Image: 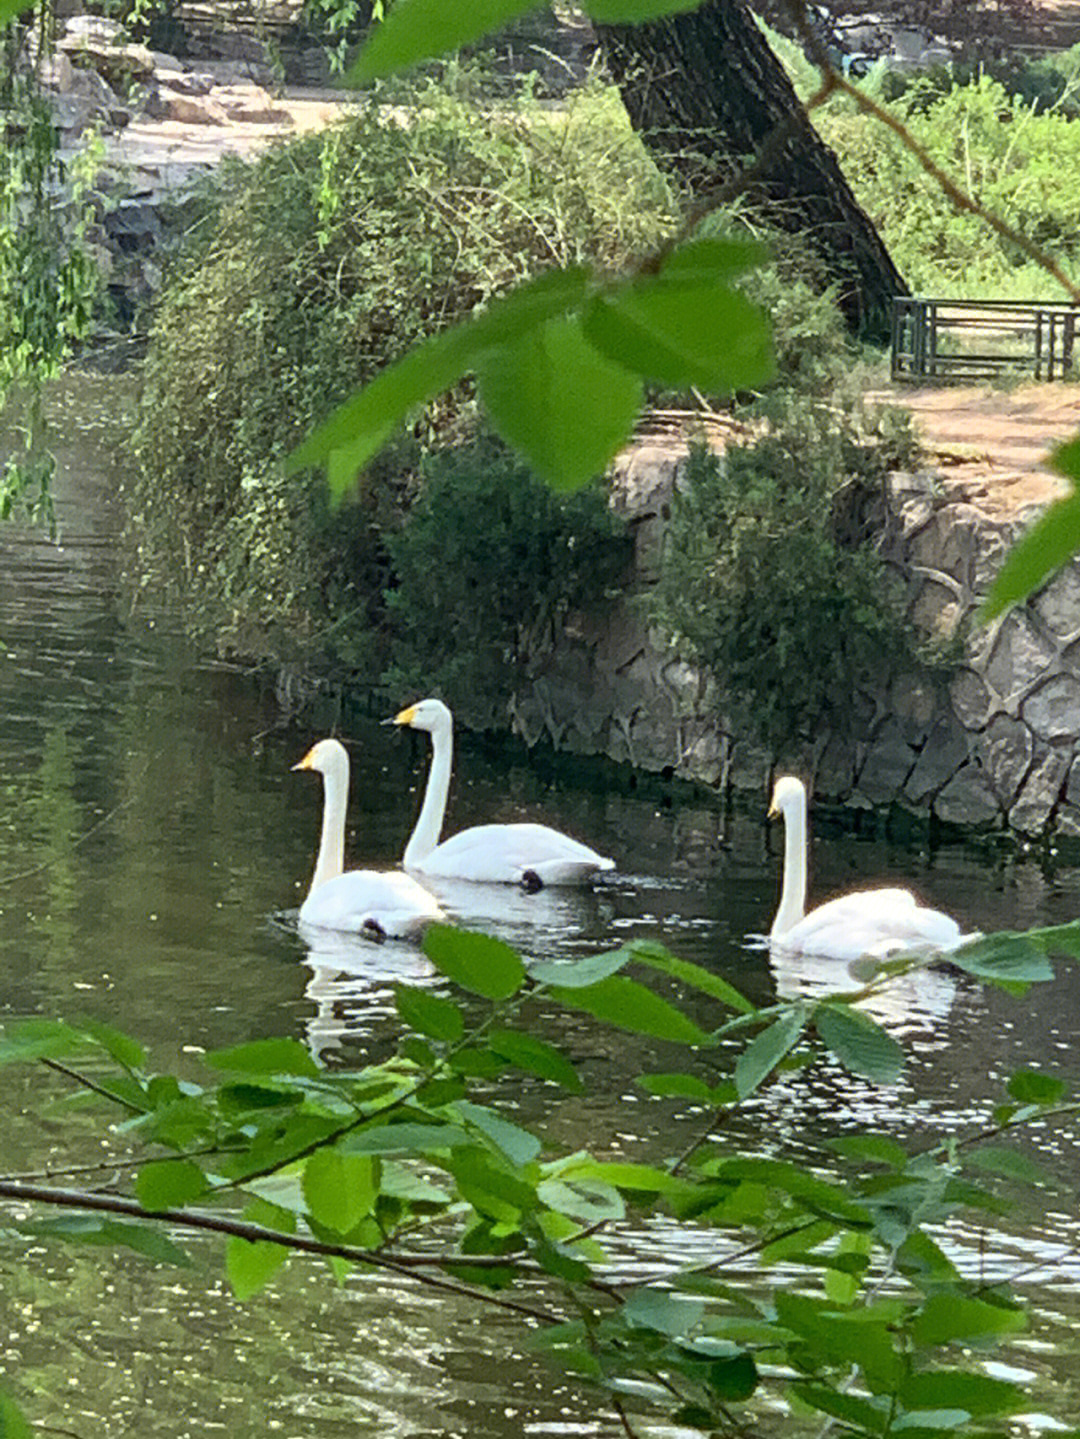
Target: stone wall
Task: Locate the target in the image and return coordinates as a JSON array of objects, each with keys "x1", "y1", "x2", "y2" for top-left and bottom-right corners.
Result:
[{"x1": 511, "y1": 441, "x2": 1080, "y2": 837}]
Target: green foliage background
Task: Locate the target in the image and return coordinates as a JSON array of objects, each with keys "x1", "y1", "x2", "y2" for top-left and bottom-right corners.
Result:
[{"x1": 819, "y1": 67, "x2": 1080, "y2": 299}]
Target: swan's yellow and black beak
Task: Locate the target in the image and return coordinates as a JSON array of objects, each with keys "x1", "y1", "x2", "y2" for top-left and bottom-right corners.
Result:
[
  {"x1": 392, "y1": 704, "x2": 417, "y2": 727},
  {"x1": 292, "y1": 745, "x2": 317, "y2": 771},
  {"x1": 767, "y1": 790, "x2": 780, "y2": 819}
]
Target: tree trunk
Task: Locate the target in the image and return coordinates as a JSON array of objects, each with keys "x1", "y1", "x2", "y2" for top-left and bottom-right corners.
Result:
[{"x1": 594, "y1": 0, "x2": 908, "y2": 341}]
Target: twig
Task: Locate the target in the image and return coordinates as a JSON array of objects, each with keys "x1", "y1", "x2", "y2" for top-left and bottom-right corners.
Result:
[
  {"x1": 612, "y1": 1394, "x2": 640, "y2": 1438},
  {"x1": 0, "y1": 1179, "x2": 554, "y2": 1320},
  {"x1": 40, "y1": 1058, "x2": 144, "y2": 1114}
]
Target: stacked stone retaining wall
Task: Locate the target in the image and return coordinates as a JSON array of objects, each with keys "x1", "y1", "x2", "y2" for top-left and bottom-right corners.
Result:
[{"x1": 511, "y1": 441, "x2": 1080, "y2": 836}]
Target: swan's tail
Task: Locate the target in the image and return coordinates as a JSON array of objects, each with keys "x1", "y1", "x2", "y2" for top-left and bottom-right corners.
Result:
[{"x1": 519, "y1": 857, "x2": 614, "y2": 887}]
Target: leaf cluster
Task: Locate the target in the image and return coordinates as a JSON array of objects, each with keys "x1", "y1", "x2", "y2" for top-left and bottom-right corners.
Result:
[
  {"x1": 820, "y1": 71, "x2": 1080, "y2": 299},
  {"x1": 2, "y1": 921, "x2": 1079, "y2": 1435},
  {"x1": 126, "y1": 78, "x2": 677, "y2": 670}
]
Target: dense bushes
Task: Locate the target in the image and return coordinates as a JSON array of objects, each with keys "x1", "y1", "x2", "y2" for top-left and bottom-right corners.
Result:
[
  {"x1": 383, "y1": 436, "x2": 629, "y2": 726},
  {"x1": 651, "y1": 395, "x2": 925, "y2": 752},
  {"x1": 127, "y1": 80, "x2": 666, "y2": 709}
]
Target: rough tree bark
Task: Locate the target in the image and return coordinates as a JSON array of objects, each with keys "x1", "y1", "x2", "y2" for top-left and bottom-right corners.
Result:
[{"x1": 594, "y1": 0, "x2": 908, "y2": 341}]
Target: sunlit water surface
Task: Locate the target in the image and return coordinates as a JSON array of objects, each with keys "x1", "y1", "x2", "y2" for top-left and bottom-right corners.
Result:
[{"x1": 4, "y1": 376, "x2": 1080, "y2": 1435}]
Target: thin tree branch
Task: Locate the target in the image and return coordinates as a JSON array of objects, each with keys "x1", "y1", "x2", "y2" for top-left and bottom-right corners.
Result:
[
  {"x1": 0, "y1": 1179, "x2": 553, "y2": 1319},
  {"x1": 40, "y1": 1058, "x2": 144, "y2": 1113}
]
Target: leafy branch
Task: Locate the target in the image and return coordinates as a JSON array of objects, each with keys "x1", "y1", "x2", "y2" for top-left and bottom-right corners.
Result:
[{"x1": 3, "y1": 922, "x2": 1079, "y2": 1436}]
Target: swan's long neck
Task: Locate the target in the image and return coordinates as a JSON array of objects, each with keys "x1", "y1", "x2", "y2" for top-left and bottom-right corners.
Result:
[
  {"x1": 771, "y1": 795, "x2": 807, "y2": 939},
  {"x1": 310, "y1": 765, "x2": 347, "y2": 894},
  {"x1": 404, "y1": 719, "x2": 453, "y2": 867}
]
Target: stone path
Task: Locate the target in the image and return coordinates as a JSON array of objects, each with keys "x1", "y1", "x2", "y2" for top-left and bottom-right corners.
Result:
[{"x1": 879, "y1": 382, "x2": 1080, "y2": 519}]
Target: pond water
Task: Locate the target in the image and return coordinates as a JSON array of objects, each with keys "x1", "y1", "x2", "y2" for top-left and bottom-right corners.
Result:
[{"x1": 4, "y1": 376, "x2": 1080, "y2": 1436}]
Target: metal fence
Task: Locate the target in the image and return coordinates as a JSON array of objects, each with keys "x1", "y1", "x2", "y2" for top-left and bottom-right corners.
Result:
[{"x1": 891, "y1": 297, "x2": 1079, "y2": 382}]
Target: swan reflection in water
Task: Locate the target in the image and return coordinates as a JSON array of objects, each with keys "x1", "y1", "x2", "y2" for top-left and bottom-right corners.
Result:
[
  {"x1": 768, "y1": 945, "x2": 959, "y2": 1040},
  {"x1": 297, "y1": 880, "x2": 608, "y2": 1059},
  {"x1": 299, "y1": 922, "x2": 439, "y2": 1060}
]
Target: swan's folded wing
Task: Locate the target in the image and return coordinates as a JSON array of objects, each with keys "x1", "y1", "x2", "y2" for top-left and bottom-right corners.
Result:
[
  {"x1": 777, "y1": 887, "x2": 961, "y2": 960},
  {"x1": 300, "y1": 870, "x2": 444, "y2": 936},
  {"x1": 415, "y1": 822, "x2": 613, "y2": 884}
]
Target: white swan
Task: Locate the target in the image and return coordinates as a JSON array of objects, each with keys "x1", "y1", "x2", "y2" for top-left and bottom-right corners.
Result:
[
  {"x1": 768, "y1": 775, "x2": 971, "y2": 961},
  {"x1": 293, "y1": 738, "x2": 445, "y2": 939},
  {"x1": 392, "y1": 698, "x2": 615, "y2": 888}
]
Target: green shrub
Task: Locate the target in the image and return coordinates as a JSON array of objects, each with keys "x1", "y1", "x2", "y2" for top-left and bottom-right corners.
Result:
[
  {"x1": 383, "y1": 434, "x2": 630, "y2": 726},
  {"x1": 819, "y1": 73, "x2": 1080, "y2": 297},
  {"x1": 651, "y1": 396, "x2": 923, "y2": 752}
]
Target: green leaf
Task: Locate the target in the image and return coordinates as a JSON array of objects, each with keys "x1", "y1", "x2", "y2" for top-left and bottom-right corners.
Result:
[
  {"x1": 27, "y1": 1214, "x2": 190, "y2": 1267},
  {"x1": 423, "y1": 925, "x2": 525, "y2": 1000},
  {"x1": 0, "y1": 0, "x2": 36, "y2": 26},
  {"x1": 622, "y1": 1287, "x2": 705, "y2": 1337},
  {"x1": 226, "y1": 1235, "x2": 290, "y2": 1300},
  {"x1": 487, "y1": 1029, "x2": 582, "y2": 1092},
  {"x1": 911, "y1": 1294, "x2": 1027, "y2": 1346},
  {"x1": 585, "y1": 0, "x2": 708, "y2": 18},
  {"x1": 554, "y1": 1157, "x2": 687, "y2": 1194},
  {"x1": 776, "y1": 1292, "x2": 900, "y2": 1390},
  {"x1": 136, "y1": 1159, "x2": 207, "y2": 1211},
  {"x1": 734, "y1": 1008, "x2": 808, "y2": 1098},
  {"x1": 793, "y1": 1383, "x2": 888, "y2": 1434},
  {"x1": 338, "y1": 1122, "x2": 472, "y2": 1155},
  {"x1": 815, "y1": 1004, "x2": 905, "y2": 1085},
  {"x1": 349, "y1": 0, "x2": 540, "y2": 82},
  {"x1": 450, "y1": 1150, "x2": 537, "y2": 1221},
  {"x1": 1025, "y1": 920, "x2": 1080, "y2": 958},
  {"x1": 703, "y1": 1353, "x2": 758, "y2": 1400},
  {"x1": 226, "y1": 1199, "x2": 296, "y2": 1300},
  {"x1": 710, "y1": 1158, "x2": 870, "y2": 1223},
  {"x1": 583, "y1": 241, "x2": 773, "y2": 391},
  {"x1": 627, "y1": 940, "x2": 756, "y2": 1013},
  {"x1": 981, "y1": 486, "x2": 1080, "y2": 621},
  {"x1": 205, "y1": 1038, "x2": 321, "y2": 1078},
  {"x1": 415, "y1": 1076, "x2": 467, "y2": 1106},
  {"x1": 1007, "y1": 1068, "x2": 1067, "y2": 1104},
  {"x1": 549, "y1": 975, "x2": 709, "y2": 1044},
  {"x1": 967, "y1": 1144, "x2": 1055, "y2": 1187},
  {"x1": 637, "y1": 1071, "x2": 714, "y2": 1101},
  {"x1": 286, "y1": 267, "x2": 590, "y2": 487},
  {"x1": 0, "y1": 1391, "x2": 32, "y2": 1439},
  {"x1": 899, "y1": 1371, "x2": 1026, "y2": 1417},
  {"x1": 949, "y1": 932, "x2": 1054, "y2": 987},
  {"x1": 528, "y1": 949, "x2": 632, "y2": 987},
  {"x1": 0, "y1": 1018, "x2": 97, "y2": 1065},
  {"x1": 302, "y1": 1149, "x2": 376, "y2": 1233},
  {"x1": 216, "y1": 1115, "x2": 343, "y2": 1180},
  {"x1": 216, "y1": 1081, "x2": 303, "y2": 1114},
  {"x1": 77, "y1": 1020, "x2": 147, "y2": 1071},
  {"x1": 456, "y1": 1100, "x2": 541, "y2": 1165},
  {"x1": 476, "y1": 316, "x2": 643, "y2": 491},
  {"x1": 536, "y1": 1177, "x2": 625, "y2": 1224},
  {"x1": 827, "y1": 1134, "x2": 910, "y2": 1170},
  {"x1": 394, "y1": 983, "x2": 465, "y2": 1042}
]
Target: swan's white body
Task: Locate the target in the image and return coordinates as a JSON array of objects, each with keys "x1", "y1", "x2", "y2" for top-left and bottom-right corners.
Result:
[
  {"x1": 768, "y1": 776, "x2": 970, "y2": 961},
  {"x1": 393, "y1": 699, "x2": 615, "y2": 887},
  {"x1": 294, "y1": 738, "x2": 445, "y2": 939}
]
